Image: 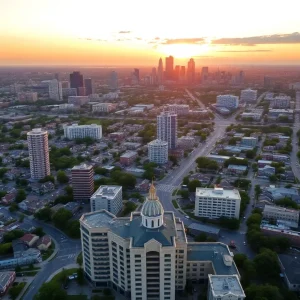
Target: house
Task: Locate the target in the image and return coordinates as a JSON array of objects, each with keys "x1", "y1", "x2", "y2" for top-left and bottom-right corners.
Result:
[
  {"x1": 258, "y1": 165, "x2": 276, "y2": 177},
  {"x1": 30, "y1": 181, "x2": 55, "y2": 195},
  {"x1": 135, "y1": 179, "x2": 150, "y2": 192},
  {"x1": 227, "y1": 164, "x2": 247, "y2": 175},
  {"x1": 4, "y1": 168, "x2": 22, "y2": 180},
  {"x1": 1, "y1": 191, "x2": 17, "y2": 205},
  {"x1": 36, "y1": 235, "x2": 52, "y2": 251},
  {"x1": 278, "y1": 253, "x2": 300, "y2": 291},
  {"x1": 119, "y1": 151, "x2": 137, "y2": 166},
  {"x1": 20, "y1": 234, "x2": 39, "y2": 247},
  {"x1": 0, "y1": 271, "x2": 16, "y2": 296},
  {"x1": 18, "y1": 196, "x2": 46, "y2": 213}
]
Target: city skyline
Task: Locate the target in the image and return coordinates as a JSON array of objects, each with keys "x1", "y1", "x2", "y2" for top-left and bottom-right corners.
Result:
[{"x1": 1, "y1": 0, "x2": 300, "y2": 65}]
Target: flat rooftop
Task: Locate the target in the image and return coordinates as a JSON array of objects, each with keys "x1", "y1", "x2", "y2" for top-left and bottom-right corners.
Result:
[
  {"x1": 188, "y1": 223, "x2": 220, "y2": 235},
  {"x1": 263, "y1": 204, "x2": 299, "y2": 214},
  {"x1": 91, "y1": 185, "x2": 122, "y2": 200},
  {"x1": 208, "y1": 275, "x2": 245, "y2": 297},
  {"x1": 187, "y1": 243, "x2": 239, "y2": 276},
  {"x1": 196, "y1": 188, "x2": 241, "y2": 200},
  {"x1": 72, "y1": 164, "x2": 93, "y2": 170},
  {"x1": 278, "y1": 254, "x2": 300, "y2": 285}
]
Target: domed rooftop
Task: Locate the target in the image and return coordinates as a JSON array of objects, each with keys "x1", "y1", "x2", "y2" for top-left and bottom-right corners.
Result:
[{"x1": 141, "y1": 183, "x2": 164, "y2": 218}]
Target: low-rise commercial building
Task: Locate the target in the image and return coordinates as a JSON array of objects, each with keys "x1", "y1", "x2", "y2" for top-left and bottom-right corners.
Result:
[
  {"x1": 92, "y1": 103, "x2": 116, "y2": 113},
  {"x1": 120, "y1": 151, "x2": 137, "y2": 166},
  {"x1": 240, "y1": 88, "x2": 257, "y2": 103},
  {"x1": 227, "y1": 165, "x2": 247, "y2": 175},
  {"x1": 0, "y1": 271, "x2": 16, "y2": 296},
  {"x1": 278, "y1": 254, "x2": 300, "y2": 291},
  {"x1": 263, "y1": 205, "x2": 299, "y2": 225},
  {"x1": 241, "y1": 137, "x2": 257, "y2": 147},
  {"x1": 208, "y1": 274, "x2": 245, "y2": 300},
  {"x1": 216, "y1": 95, "x2": 239, "y2": 110},
  {"x1": 68, "y1": 96, "x2": 89, "y2": 106},
  {"x1": 195, "y1": 188, "x2": 241, "y2": 219},
  {"x1": 90, "y1": 185, "x2": 122, "y2": 216}
]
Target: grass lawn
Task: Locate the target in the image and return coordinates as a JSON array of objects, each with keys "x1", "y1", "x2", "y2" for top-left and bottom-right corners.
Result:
[
  {"x1": 50, "y1": 268, "x2": 78, "y2": 285},
  {"x1": 8, "y1": 282, "x2": 26, "y2": 299},
  {"x1": 172, "y1": 200, "x2": 179, "y2": 209},
  {"x1": 67, "y1": 296, "x2": 88, "y2": 300},
  {"x1": 42, "y1": 242, "x2": 55, "y2": 261}
]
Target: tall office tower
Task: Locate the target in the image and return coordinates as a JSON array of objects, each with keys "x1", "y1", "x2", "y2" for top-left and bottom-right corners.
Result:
[
  {"x1": 239, "y1": 70, "x2": 245, "y2": 84},
  {"x1": 90, "y1": 185, "x2": 122, "y2": 215},
  {"x1": 180, "y1": 66, "x2": 186, "y2": 82},
  {"x1": 264, "y1": 76, "x2": 273, "y2": 89},
  {"x1": 70, "y1": 71, "x2": 84, "y2": 94},
  {"x1": 132, "y1": 69, "x2": 140, "y2": 84},
  {"x1": 201, "y1": 66, "x2": 209, "y2": 82},
  {"x1": 151, "y1": 67, "x2": 157, "y2": 84},
  {"x1": 174, "y1": 65, "x2": 180, "y2": 81},
  {"x1": 187, "y1": 58, "x2": 195, "y2": 83},
  {"x1": 109, "y1": 71, "x2": 118, "y2": 90},
  {"x1": 77, "y1": 86, "x2": 86, "y2": 96},
  {"x1": 80, "y1": 184, "x2": 245, "y2": 299},
  {"x1": 157, "y1": 111, "x2": 177, "y2": 149},
  {"x1": 27, "y1": 129, "x2": 50, "y2": 180},
  {"x1": 71, "y1": 164, "x2": 94, "y2": 202},
  {"x1": 157, "y1": 58, "x2": 164, "y2": 84},
  {"x1": 48, "y1": 79, "x2": 63, "y2": 101},
  {"x1": 165, "y1": 55, "x2": 174, "y2": 80},
  {"x1": 84, "y1": 78, "x2": 93, "y2": 96}
]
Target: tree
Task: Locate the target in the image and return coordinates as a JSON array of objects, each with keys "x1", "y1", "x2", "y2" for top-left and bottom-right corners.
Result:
[
  {"x1": 52, "y1": 208, "x2": 72, "y2": 230},
  {"x1": 77, "y1": 252, "x2": 83, "y2": 267},
  {"x1": 245, "y1": 150, "x2": 256, "y2": 159},
  {"x1": 3, "y1": 230, "x2": 24, "y2": 243},
  {"x1": 182, "y1": 176, "x2": 190, "y2": 185},
  {"x1": 64, "y1": 185, "x2": 73, "y2": 196},
  {"x1": 9, "y1": 283, "x2": 25, "y2": 300},
  {"x1": 180, "y1": 190, "x2": 189, "y2": 199},
  {"x1": 39, "y1": 175, "x2": 55, "y2": 184},
  {"x1": 188, "y1": 179, "x2": 201, "y2": 192},
  {"x1": 169, "y1": 155, "x2": 178, "y2": 166},
  {"x1": 196, "y1": 157, "x2": 218, "y2": 170},
  {"x1": 32, "y1": 227, "x2": 45, "y2": 237},
  {"x1": 77, "y1": 268, "x2": 85, "y2": 285},
  {"x1": 275, "y1": 197, "x2": 298, "y2": 209},
  {"x1": 34, "y1": 207, "x2": 52, "y2": 222},
  {"x1": 66, "y1": 220, "x2": 80, "y2": 238},
  {"x1": 56, "y1": 170, "x2": 69, "y2": 184},
  {"x1": 34, "y1": 281, "x2": 67, "y2": 300},
  {"x1": 246, "y1": 213, "x2": 262, "y2": 227},
  {"x1": 0, "y1": 243, "x2": 13, "y2": 255},
  {"x1": 245, "y1": 284, "x2": 283, "y2": 300},
  {"x1": 254, "y1": 249, "x2": 280, "y2": 281},
  {"x1": 15, "y1": 189, "x2": 26, "y2": 203},
  {"x1": 269, "y1": 174, "x2": 278, "y2": 183},
  {"x1": 195, "y1": 233, "x2": 207, "y2": 242},
  {"x1": 233, "y1": 253, "x2": 247, "y2": 268},
  {"x1": 9, "y1": 202, "x2": 18, "y2": 212}
]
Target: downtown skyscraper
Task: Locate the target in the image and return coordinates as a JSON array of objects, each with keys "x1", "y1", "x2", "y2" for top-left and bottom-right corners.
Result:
[
  {"x1": 157, "y1": 111, "x2": 177, "y2": 149},
  {"x1": 165, "y1": 55, "x2": 174, "y2": 80},
  {"x1": 158, "y1": 58, "x2": 163, "y2": 84},
  {"x1": 70, "y1": 71, "x2": 84, "y2": 94},
  {"x1": 187, "y1": 58, "x2": 195, "y2": 84}
]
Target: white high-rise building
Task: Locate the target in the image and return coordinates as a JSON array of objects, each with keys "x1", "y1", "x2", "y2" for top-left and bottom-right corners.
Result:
[
  {"x1": 49, "y1": 79, "x2": 63, "y2": 101},
  {"x1": 195, "y1": 187, "x2": 241, "y2": 219},
  {"x1": 240, "y1": 89, "x2": 257, "y2": 103},
  {"x1": 216, "y1": 95, "x2": 239, "y2": 109},
  {"x1": 90, "y1": 185, "x2": 122, "y2": 215},
  {"x1": 80, "y1": 184, "x2": 244, "y2": 299},
  {"x1": 148, "y1": 139, "x2": 168, "y2": 164},
  {"x1": 64, "y1": 124, "x2": 102, "y2": 140},
  {"x1": 157, "y1": 111, "x2": 177, "y2": 149},
  {"x1": 27, "y1": 128, "x2": 50, "y2": 180}
]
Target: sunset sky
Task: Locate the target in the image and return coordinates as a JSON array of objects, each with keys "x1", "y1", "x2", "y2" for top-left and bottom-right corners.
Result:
[{"x1": 1, "y1": 0, "x2": 300, "y2": 66}]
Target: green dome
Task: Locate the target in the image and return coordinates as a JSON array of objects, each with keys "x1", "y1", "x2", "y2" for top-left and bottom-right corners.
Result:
[{"x1": 141, "y1": 199, "x2": 164, "y2": 217}]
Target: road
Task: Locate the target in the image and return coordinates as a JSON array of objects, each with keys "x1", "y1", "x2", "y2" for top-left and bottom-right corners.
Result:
[
  {"x1": 185, "y1": 89, "x2": 206, "y2": 109},
  {"x1": 21, "y1": 218, "x2": 81, "y2": 300}
]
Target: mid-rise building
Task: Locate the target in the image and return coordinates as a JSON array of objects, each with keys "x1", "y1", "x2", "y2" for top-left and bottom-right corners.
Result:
[
  {"x1": 157, "y1": 111, "x2": 177, "y2": 149},
  {"x1": 195, "y1": 187, "x2": 241, "y2": 219},
  {"x1": 241, "y1": 137, "x2": 257, "y2": 147},
  {"x1": 271, "y1": 96, "x2": 291, "y2": 108},
  {"x1": 90, "y1": 185, "x2": 122, "y2": 215},
  {"x1": 78, "y1": 87, "x2": 86, "y2": 96},
  {"x1": 240, "y1": 89, "x2": 257, "y2": 103},
  {"x1": 71, "y1": 164, "x2": 94, "y2": 202},
  {"x1": 157, "y1": 58, "x2": 163, "y2": 84},
  {"x1": 48, "y1": 79, "x2": 63, "y2": 101},
  {"x1": 263, "y1": 205, "x2": 299, "y2": 225},
  {"x1": 68, "y1": 96, "x2": 89, "y2": 106},
  {"x1": 165, "y1": 104, "x2": 189, "y2": 115},
  {"x1": 148, "y1": 139, "x2": 168, "y2": 164},
  {"x1": 165, "y1": 55, "x2": 174, "y2": 80},
  {"x1": 17, "y1": 92, "x2": 38, "y2": 102},
  {"x1": 92, "y1": 103, "x2": 116, "y2": 113},
  {"x1": 84, "y1": 78, "x2": 93, "y2": 96},
  {"x1": 64, "y1": 124, "x2": 102, "y2": 140},
  {"x1": 80, "y1": 184, "x2": 244, "y2": 299},
  {"x1": 27, "y1": 129, "x2": 50, "y2": 180},
  {"x1": 207, "y1": 275, "x2": 245, "y2": 300},
  {"x1": 216, "y1": 95, "x2": 239, "y2": 110},
  {"x1": 187, "y1": 58, "x2": 195, "y2": 83}
]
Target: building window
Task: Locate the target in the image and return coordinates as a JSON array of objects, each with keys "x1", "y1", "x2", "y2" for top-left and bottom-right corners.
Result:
[
  {"x1": 152, "y1": 220, "x2": 154, "y2": 227},
  {"x1": 146, "y1": 219, "x2": 148, "y2": 227}
]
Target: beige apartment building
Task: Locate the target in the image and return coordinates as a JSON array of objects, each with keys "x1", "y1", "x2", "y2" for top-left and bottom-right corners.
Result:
[
  {"x1": 80, "y1": 184, "x2": 244, "y2": 300},
  {"x1": 263, "y1": 205, "x2": 299, "y2": 225},
  {"x1": 27, "y1": 128, "x2": 50, "y2": 180}
]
